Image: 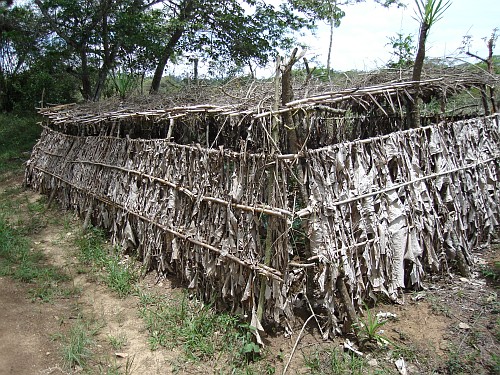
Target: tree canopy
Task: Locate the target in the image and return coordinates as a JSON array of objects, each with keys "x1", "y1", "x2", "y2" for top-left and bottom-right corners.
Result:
[{"x1": 0, "y1": 0, "x2": 462, "y2": 112}]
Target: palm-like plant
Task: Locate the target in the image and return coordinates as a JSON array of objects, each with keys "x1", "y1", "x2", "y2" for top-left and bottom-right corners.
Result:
[
  {"x1": 412, "y1": 0, "x2": 452, "y2": 81},
  {"x1": 408, "y1": 0, "x2": 451, "y2": 127}
]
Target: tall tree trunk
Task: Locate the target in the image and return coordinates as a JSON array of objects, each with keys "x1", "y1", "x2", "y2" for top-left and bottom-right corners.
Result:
[
  {"x1": 327, "y1": 17, "x2": 334, "y2": 80},
  {"x1": 193, "y1": 58, "x2": 198, "y2": 84},
  {"x1": 408, "y1": 23, "x2": 429, "y2": 128},
  {"x1": 149, "y1": 0, "x2": 195, "y2": 94},
  {"x1": 412, "y1": 23, "x2": 429, "y2": 82},
  {"x1": 465, "y1": 30, "x2": 498, "y2": 115},
  {"x1": 93, "y1": 8, "x2": 114, "y2": 101},
  {"x1": 80, "y1": 49, "x2": 92, "y2": 101}
]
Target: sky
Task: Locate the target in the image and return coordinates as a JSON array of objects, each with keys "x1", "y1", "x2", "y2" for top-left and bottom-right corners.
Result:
[{"x1": 295, "y1": 0, "x2": 499, "y2": 72}]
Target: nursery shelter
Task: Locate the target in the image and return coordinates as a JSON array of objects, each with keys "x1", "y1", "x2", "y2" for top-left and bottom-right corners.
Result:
[{"x1": 25, "y1": 68, "x2": 500, "y2": 339}]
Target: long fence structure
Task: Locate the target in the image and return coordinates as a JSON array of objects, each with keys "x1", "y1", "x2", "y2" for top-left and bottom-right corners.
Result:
[{"x1": 25, "y1": 80, "x2": 500, "y2": 338}]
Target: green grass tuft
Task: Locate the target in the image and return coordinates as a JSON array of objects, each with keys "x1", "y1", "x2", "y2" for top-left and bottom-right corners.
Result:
[
  {"x1": 62, "y1": 316, "x2": 101, "y2": 369},
  {"x1": 303, "y1": 347, "x2": 370, "y2": 375},
  {"x1": 0, "y1": 214, "x2": 70, "y2": 302},
  {"x1": 138, "y1": 289, "x2": 259, "y2": 366},
  {"x1": 75, "y1": 227, "x2": 138, "y2": 297}
]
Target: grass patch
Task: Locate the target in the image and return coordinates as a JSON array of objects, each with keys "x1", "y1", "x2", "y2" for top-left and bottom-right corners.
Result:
[
  {"x1": 108, "y1": 333, "x2": 127, "y2": 350},
  {"x1": 445, "y1": 343, "x2": 477, "y2": 374},
  {"x1": 303, "y1": 347, "x2": 371, "y2": 375},
  {"x1": 481, "y1": 261, "x2": 500, "y2": 286},
  {"x1": 75, "y1": 227, "x2": 138, "y2": 297},
  {"x1": 61, "y1": 315, "x2": 102, "y2": 370},
  {"x1": 0, "y1": 113, "x2": 41, "y2": 174},
  {"x1": 138, "y1": 289, "x2": 260, "y2": 368},
  {"x1": 0, "y1": 214, "x2": 70, "y2": 301}
]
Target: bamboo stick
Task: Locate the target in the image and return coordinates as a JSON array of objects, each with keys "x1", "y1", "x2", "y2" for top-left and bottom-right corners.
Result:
[{"x1": 257, "y1": 55, "x2": 282, "y2": 324}]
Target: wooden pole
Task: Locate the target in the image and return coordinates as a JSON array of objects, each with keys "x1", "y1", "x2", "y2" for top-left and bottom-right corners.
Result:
[{"x1": 256, "y1": 55, "x2": 282, "y2": 324}]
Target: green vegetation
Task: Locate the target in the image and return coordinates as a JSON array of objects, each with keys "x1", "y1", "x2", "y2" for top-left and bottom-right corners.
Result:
[
  {"x1": 481, "y1": 261, "x2": 500, "y2": 284},
  {"x1": 61, "y1": 316, "x2": 101, "y2": 369},
  {"x1": 138, "y1": 289, "x2": 261, "y2": 369},
  {"x1": 75, "y1": 227, "x2": 138, "y2": 298},
  {"x1": 303, "y1": 347, "x2": 373, "y2": 375},
  {"x1": 107, "y1": 333, "x2": 128, "y2": 351},
  {"x1": 356, "y1": 307, "x2": 390, "y2": 349},
  {"x1": 0, "y1": 114, "x2": 40, "y2": 173},
  {"x1": 0, "y1": 209, "x2": 70, "y2": 302},
  {"x1": 445, "y1": 343, "x2": 477, "y2": 374}
]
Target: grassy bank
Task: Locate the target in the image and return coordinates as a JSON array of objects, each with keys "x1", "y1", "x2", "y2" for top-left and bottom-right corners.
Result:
[{"x1": 0, "y1": 113, "x2": 41, "y2": 174}]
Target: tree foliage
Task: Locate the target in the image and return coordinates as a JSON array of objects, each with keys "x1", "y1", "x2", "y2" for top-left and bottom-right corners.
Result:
[
  {"x1": 149, "y1": 0, "x2": 311, "y2": 92},
  {"x1": 0, "y1": 4, "x2": 79, "y2": 111},
  {"x1": 387, "y1": 32, "x2": 415, "y2": 68}
]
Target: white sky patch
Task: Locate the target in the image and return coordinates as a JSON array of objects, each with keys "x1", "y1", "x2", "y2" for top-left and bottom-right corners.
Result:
[
  {"x1": 138, "y1": 0, "x2": 500, "y2": 78},
  {"x1": 298, "y1": 0, "x2": 499, "y2": 71}
]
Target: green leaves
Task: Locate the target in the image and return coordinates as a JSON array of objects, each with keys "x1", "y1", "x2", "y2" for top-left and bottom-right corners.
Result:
[
  {"x1": 413, "y1": 0, "x2": 452, "y2": 28},
  {"x1": 387, "y1": 32, "x2": 416, "y2": 68}
]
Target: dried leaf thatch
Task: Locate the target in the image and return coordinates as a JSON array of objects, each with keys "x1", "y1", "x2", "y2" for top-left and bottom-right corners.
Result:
[{"x1": 26, "y1": 76, "x2": 500, "y2": 337}]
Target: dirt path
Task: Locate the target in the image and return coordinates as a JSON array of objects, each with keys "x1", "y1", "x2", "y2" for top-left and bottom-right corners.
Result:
[
  {"x1": 0, "y1": 177, "x2": 180, "y2": 374},
  {"x1": 0, "y1": 277, "x2": 67, "y2": 375}
]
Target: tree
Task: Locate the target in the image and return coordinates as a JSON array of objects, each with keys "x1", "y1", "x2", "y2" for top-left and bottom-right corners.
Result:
[
  {"x1": 0, "y1": 5, "x2": 50, "y2": 110},
  {"x1": 461, "y1": 28, "x2": 498, "y2": 114},
  {"x1": 148, "y1": 0, "x2": 309, "y2": 93},
  {"x1": 386, "y1": 32, "x2": 415, "y2": 69},
  {"x1": 412, "y1": 0, "x2": 451, "y2": 82},
  {"x1": 34, "y1": 0, "x2": 162, "y2": 101},
  {"x1": 408, "y1": 0, "x2": 451, "y2": 127}
]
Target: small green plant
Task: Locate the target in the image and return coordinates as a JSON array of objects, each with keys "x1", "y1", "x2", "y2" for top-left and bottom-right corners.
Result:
[
  {"x1": 492, "y1": 353, "x2": 500, "y2": 374},
  {"x1": 62, "y1": 317, "x2": 100, "y2": 369},
  {"x1": 481, "y1": 262, "x2": 500, "y2": 284},
  {"x1": 303, "y1": 347, "x2": 369, "y2": 375},
  {"x1": 355, "y1": 307, "x2": 389, "y2": 349},
  {"x1": 75, "y1": 227, "x2": 138, "y2": 297},
  {"x1": 108, "y1": 333, "x2": 127, "y2": 350},
  {"x1": 392, "y1": 343, "x2": 417, "y2": 362},
  {"x1": 105, "y1": 254, "x2": 137, "y2": 297},
  {"x1": 445, "y1": 344, "x2": 476, "y2": 374},
  {"x1": 111, "y1": 71, "x2": 137, "y2": 99},
  {"x1": 75, "y1": 227, "x2": 108, "y2": 266},
  {"x1": 97, "y1": 356, "x2": 134, "y2": 375},
  {"x1": 427, "y1": 294, "x2": 452, "y2": 317},
  {"x1": 237, "y1": 323, "x2": 261, "y2": 362},
  {"x1": 387, "y1": 32, "x2": 415, "y2": 68}
]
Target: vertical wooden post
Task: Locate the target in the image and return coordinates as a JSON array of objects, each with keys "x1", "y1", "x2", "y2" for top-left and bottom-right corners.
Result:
[{"x1": 256, "y1": 55, "x2": 281, "y2": 324}]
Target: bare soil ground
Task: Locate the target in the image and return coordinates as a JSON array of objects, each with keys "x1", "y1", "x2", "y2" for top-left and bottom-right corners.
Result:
[{"x1": 0, "y1": 172, "x2": 498, "y2": 374}]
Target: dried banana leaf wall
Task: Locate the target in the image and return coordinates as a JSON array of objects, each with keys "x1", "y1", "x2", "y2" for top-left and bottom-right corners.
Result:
[
  {"x1": 304, "y1": 115, "x2": 500, "y2": 334},
  {"x1": 25, "y1": 81, "x2": 500, "y2": 337}
]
